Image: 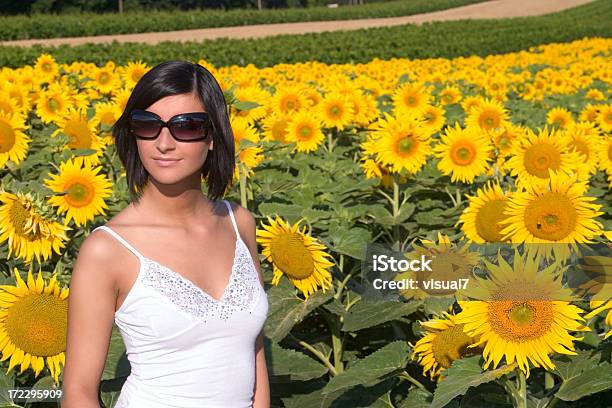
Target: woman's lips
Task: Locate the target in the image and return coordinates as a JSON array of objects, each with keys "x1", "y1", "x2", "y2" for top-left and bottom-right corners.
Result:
[{"x1": 153, "y1": 158, "x2": 181, "y2": 167}]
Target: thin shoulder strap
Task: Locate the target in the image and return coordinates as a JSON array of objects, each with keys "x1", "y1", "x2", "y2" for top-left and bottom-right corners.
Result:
[
  {"x1": 93, "y1": 225, "x2": 145, "y2": 261},
  {"x1": 223, "y1": 200, "x2": 240, "y2": 239}
]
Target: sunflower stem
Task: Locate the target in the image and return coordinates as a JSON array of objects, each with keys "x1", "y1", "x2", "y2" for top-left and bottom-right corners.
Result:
[
  {"x1": 289, "y1": 333, "x2": 337, "y2": 376},
  {"x1": 516, "y1": 368, "x2": 527, "y2": 408},
  {"x1": 239, "y1": 164, "x2": 248, "y2": 209},
  {"x1": 321, "y1": 309, "x2": 344, "y2": 374},
  {"x1": 392, "y1": 172, "x2": 400, "y2": 251},
  {"x1": 544, "y1": 372, "x2": 554, "y2": 391},
  {"x1": 327, "y1": 130, "x2": 335, "y2": 154},
  {"x1": 399, "y1": 371, "x2": 432, "y2": 395}
]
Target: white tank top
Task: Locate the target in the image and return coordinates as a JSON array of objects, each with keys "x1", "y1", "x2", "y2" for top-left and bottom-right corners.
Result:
[{"x1": 92, "y1": 200, "x2": 269, "y2": 408}]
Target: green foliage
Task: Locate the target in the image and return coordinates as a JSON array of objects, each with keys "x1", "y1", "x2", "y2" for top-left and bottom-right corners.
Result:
[
  {"x1": 0, "y1": 0, "x2": 610, "y2": 68},
  {"x1": 0, "y1": 0, "x2": 486, "y2": 41}
]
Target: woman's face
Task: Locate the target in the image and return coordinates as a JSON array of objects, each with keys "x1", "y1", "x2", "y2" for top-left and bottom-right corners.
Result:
[{"x1": 136, "y1": 92, "x2": 213, "y2": 186}]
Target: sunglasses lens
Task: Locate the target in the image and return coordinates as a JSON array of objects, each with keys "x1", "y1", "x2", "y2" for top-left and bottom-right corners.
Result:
[
  {"x1": 130, "y1": 112, "x2": 161, "y2": 139},
  {"x1": 170, "y1": 118, "x2": 211, "y2": 141}
]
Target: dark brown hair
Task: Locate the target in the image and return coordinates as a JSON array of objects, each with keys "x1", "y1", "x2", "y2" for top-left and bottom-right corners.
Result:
[{"x1": 112, "y1": 60, "x2": 235, "y2": 203}]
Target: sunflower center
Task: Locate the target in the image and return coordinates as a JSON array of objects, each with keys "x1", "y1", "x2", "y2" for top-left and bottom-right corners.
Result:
[
  {"x1": 509, "y1": 303, "x2": 535, "y2": 326},
  {"x1": 523, "y1": 142, "x2": 561, "y2": 179},
  {"x1": 398, "y1": 136, "x2": 416, "y2": 154},
  {"x1": 479, "y1": 110, "x2": 500, "y2": 130},
  {"x1": 450, "y1": 142, "x2": 476, "y2": 166},
  {"x1": 488, "y1": 298, "x2": 554, "y2": 342},
  {"x1": 431, "y1": 324, "x2": 474, "y2": 369},
  {"x1": 65, "y1": 181, "x2": 94, "y2": 207},
  {"x1": 524, "y1": 192, "x2": 577, "y2": 241},
  {"x1": 607, "y1": 144, "x2": 612, "y2": 162},
  {"x1": 65, "y1": 122, "x2": 93, "y2": 149},
  {"x1": 475, "y1": 199, "x2": 508, "y2": 242},
  {"x1": 328, "y1": 105, "x2": 342, "y2": 118},
  {"x1": 424, "y1": 112, "x2": 435, "y2": 123},
  {"x1": 5, "y1": 294, "x2": 67, "y2": 356},
  {"x1": 0, "y1": 121, "x2": 16, "y2": 153},
  {"x1": 47, "y1": 99, "x2": 59, "y2": 112},
  {"x1": 298, "y1": 125, "x2": 313, "y2": 141},
  {"x1": 283, "y1": 98, "x2": 297, "y2": 112},
  {"x1": 406, "y1": 95, "x2": 418, "y2": 107},
  {"x1": 42, "y1": 63, "x2": 52, "y2": 72},
  {"x1": 270, "y1": 232, "x2": 314, "y2": 279},
  {"x1": 99, "y1": 72, "x2": 110, "y2": 84},
  {"x1": 8, "y1": 200, "x2": 42, "y2": 240}
]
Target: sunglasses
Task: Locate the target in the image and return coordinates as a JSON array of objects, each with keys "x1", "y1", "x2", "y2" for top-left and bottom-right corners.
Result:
[{"x1": 129, "y1": 109, "x2": 213, "y2": 142}]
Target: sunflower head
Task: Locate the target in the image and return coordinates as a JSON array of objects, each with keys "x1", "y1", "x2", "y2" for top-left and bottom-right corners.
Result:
[
  {"x1": 413, "y1": 313, "x2": 480, "y2": 379},
  {"x1": 256, "y1": 216, "x2": 335, "y2": 299},
  {"x1": 0, "y1": 267, "x2": 69, "y2": 385}
]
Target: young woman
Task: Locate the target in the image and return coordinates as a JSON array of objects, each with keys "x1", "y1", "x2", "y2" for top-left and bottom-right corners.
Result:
[{"x1": 61, "y1": 61, "x2": 270, "y2": 408}]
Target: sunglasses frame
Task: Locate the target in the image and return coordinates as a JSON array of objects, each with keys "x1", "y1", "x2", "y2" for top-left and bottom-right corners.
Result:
[{"x1": 129, "y1": 109, "x2": 214, "y2": 142}]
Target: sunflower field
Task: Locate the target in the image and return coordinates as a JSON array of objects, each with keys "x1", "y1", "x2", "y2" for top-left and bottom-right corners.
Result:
[{"x1": 0, "y1": 34, "x2": 611, "y2": 407}]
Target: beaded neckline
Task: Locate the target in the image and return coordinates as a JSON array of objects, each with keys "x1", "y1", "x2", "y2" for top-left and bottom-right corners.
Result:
[{"x1": 141, "y1": 235, "x2": 241, "y2": 304}]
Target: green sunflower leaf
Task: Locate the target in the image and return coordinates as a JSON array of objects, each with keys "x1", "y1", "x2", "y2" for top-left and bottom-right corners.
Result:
[
  {"x1": 431, "y1": 355, "x2": 515, "y2": 408},
  {"x1": 321, "y1": 340, "x2": 409, "y2": 395}
]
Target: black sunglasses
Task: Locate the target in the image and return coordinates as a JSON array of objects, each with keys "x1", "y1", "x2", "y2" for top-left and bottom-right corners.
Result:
[{"x1": 129, "y1": 109, "x2": 213, "y2": 142}]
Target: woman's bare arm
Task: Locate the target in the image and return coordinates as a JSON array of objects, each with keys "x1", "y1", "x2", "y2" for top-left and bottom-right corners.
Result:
[
  {"x1": 234, "y1": 203, "x2": 271, "y2": 408},
  {"x1": 61, "y1": 231, "x2": 120, "y2": 408}
]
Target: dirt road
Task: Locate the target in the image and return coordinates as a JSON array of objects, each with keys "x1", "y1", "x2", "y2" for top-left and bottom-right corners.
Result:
[{"x1": 0, "y1": 0, "x2": 594, "y2": 47}]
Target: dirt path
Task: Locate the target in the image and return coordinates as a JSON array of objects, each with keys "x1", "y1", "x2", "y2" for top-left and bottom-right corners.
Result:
[{"x1": 0, "y1": 0, "x2": 594, "y2": 47}]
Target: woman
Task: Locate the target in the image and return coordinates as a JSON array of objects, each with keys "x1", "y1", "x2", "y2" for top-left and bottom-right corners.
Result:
[{"x1": 61, "y1": 60, "x2": 270, "y2": 408}]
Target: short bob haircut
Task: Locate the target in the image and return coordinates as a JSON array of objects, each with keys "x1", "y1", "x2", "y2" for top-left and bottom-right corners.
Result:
[{"x1": 112, "y1": 60, "x2": 235, "y2": 203}]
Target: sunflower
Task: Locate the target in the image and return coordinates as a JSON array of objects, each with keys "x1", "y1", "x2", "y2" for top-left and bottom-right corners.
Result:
[
  {"x1": 584, "y1": 300, "x2": 612, "y2": 339},
  {"x1": 261, "y1": 112, "x2": 290, "y2": 143},
  {"x1": 256, "y1": 216, "x2": 334, "y2": 299},
  {"x1": 546, "y1": 107, "x2": 574, "y2": 130},
  {"x1": 506, "y1": 126, "x2": 584, "y2": 189},
  {"x1": 44, "y1": 159, "x2": 113, "y2": 227},
  {"x1": 34, "y1": 54, "x2": 59, "y2": 83},
  {"x1": 465, "y1": 98, "x2": 510, "y2": 134},
  {"x1": 500, "y1": 171, "x2": 604, "y2": 260},
  {"x1": 237, "y1": 146, "x2": 264, "y2": 179},
  {"x1": 438, "y1": 86, "x2": 462, "y2": 105},
  {"x1": 455, "y1": 250, "x2": 589, "y2": 377},
  {"x1": 370, "y1": 113, "x2": 432, "y2": 175},
  {"x1": 586, "y1": 89, "x2": 605, "y2": 101},
  {"x1": 458, "y1": 181, "x2": 512, "y2": 243},
  {"x1": 434, "y1": 124, "x2": 493, "y2": 183},
  {"x1": 562, "y1": 121, "x2": 602, "y2": 177},
  {"x1": 579, "y1": 104, "x2": 600, "y2": 123},
  {"x1": 420, "y1": 104, "x2": 445, "y2": 135},
  {"x1": 461, "y1": 96, "x2": 483, "y2": 114},
  {"x1": 229, "y1": 116, "x2": 259, "y2": 150},
  {"x1": 120, "y1": 60, "x2": 149, "y2": 89},
  {"x1": 35, "y1": 86, "x2": 71, "y2": 125},
  {"x1": 392, "y1": 82, "x2": 430, "y2": 116},
  {"x1": 0, "y1": 267, "x2": 68, "y2": 384},
  {"x1": 51, "y1": 107, "x2": 104, "y2": 168},
  {"x1": 270, "y1": 85, "x2": 308, "y2": 114},
  {"x1": 0, "y1": 111, "x2": 30, "y2": 169},
  {"x1": 231, "y1": 86, "x2": 270, "y2": 125},
  {"x1": 413, "y1": 312, "x2": 480, "y2": 379},
  {"x1": 0, "y1": 92, "x2": 23, "y2": 119},
  {"x1": 597, "y1": 104, "x2": 612, "y2": 132},
  {"x1": 491, "y1": 124, "x2": 525, "y2": 157},
  {"x1": 347, "y1": 91, "x2": 379, "y2": 127},
  {"x1": 316, "y1": 92, "x2": 355, "y2": 131},
  {"x1": 408, "y1": 233, "x2": 481, "y2": 298},
  {"x1": 89, "y1": 66, "x2": 120, "y2": 95},
  {"x1": 285, "y1": 110, "x2": 325, "y2": 153},
  {"x1": 596, "y1": 135, "x2": 612, "y2": 176},
  {"x1": 0, "y1": 191, "x2": 70, "y2": 265}
]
